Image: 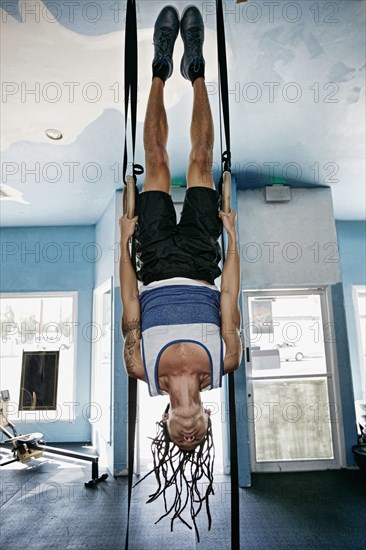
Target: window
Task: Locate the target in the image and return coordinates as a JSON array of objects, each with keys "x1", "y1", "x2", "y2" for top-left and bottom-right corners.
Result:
[{"x1": 0, "y1": 293, "x2": 76, "y2": 421}]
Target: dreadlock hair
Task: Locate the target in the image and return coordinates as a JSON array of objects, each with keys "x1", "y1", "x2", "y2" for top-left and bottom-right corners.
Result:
[{"x1": 133, "y1": 404, "x2": 215, "y2": 542}]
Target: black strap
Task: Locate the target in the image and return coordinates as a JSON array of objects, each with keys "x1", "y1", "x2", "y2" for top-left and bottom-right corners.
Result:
[
  {"x1": 221, "y1": 236, "x2": 240, "y2": 550},
  {"x1": 216, "y1": 2, "x2": 239, "y2": 549},
  {"x1": 216, "y1": 0, "x2": 231, "y2": 174},
  {"x1": 228, "y1": 372, "x2": 240, "y2": 550},
  {"x1": 125, "y1": 377, "x2": 138, "y2": 550},
  {"x1": 123, "y1": 0, "x2": 143, "y2": 184},
  {"x1": 123, "y1": 2, "x2": 140, "y2": 549}
]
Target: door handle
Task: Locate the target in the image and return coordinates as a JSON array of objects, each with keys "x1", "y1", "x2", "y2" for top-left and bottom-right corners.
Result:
[{"x1": 246, "y1": 347, "x2": 251, "y2": 363}]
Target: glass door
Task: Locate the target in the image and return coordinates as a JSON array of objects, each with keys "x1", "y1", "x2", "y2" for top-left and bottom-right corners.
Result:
[{"x1": 243, "y1": 289, "x2": 341, "y2": 472}]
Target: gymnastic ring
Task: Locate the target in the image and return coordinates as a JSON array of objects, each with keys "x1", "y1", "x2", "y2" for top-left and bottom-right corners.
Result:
[
  {"x1": 222, "y1": 171, "x2": 231, "y2": 214},
  {"x1": 123, "y1": 176, "x2": 136, "y2": 219}
]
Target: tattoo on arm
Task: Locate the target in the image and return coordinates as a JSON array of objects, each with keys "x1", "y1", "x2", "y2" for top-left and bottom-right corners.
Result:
[
  {"x1": 122, "y1": 318, "x2": 141, "y2": 338},
  {"x1": 122, "y1": 318, "x2": 141, "y2": 377},
  {"x1": 124, "y1": 347, "x2": 138, "y2": 376}
]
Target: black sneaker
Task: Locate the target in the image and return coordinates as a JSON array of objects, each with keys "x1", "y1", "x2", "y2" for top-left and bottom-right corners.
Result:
[
  {"x1": 152, "y1": 6, "x2": 180, "y2": 83},
  {"x1": 180, "y1": 5, "x2": 205, "y2": 84}
]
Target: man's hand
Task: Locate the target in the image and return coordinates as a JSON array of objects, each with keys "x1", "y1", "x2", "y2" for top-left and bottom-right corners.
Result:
[
  {"x1": 219, "y1": 210, "x2": 237, "y2": 240},
  {"x1": 119, "y1": 215, "x2": 138, "y2": 246}
]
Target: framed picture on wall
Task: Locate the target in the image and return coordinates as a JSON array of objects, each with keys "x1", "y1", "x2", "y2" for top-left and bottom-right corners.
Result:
[{"x1": 19, "y1": 351, "x2": 59, "y2": 411}]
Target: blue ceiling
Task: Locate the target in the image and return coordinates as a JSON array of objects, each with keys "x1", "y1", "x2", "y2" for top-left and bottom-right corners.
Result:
[{"x1": 1, "y1": 0, "x2": 365, "y2": 226}]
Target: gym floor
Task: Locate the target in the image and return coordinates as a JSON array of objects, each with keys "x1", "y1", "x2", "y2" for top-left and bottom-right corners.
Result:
[{"x1": 1, "y1": 444, "x2": 365, "y2": 550}]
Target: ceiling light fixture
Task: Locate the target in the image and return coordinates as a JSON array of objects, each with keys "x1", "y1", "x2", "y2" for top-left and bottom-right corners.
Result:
[{"x1": 45, "y1": 129, "x2": 63, "y2": 140}]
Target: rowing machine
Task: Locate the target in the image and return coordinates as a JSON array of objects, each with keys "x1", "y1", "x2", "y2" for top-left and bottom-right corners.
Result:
[{"x1": 0, "y1": 390, "x2": 108, "y2": 488}]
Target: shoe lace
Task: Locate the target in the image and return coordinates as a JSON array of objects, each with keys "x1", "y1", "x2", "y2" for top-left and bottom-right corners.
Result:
[
  {"x1": 186, "y1": 29, "x2": 203, "y2": 72},
  {"x1": 153, "y1": 28, "x2": 174, "y2": 65}
]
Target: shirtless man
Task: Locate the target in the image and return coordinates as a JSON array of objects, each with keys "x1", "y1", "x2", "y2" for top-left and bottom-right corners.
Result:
[{"x1": 119, "y1": 5, "x2": 242, "y2": 452}]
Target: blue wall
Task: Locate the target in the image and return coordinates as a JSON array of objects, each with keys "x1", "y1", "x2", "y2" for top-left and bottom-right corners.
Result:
[
  {"x1": 336, "y1": 221, "x2": 366, "y2": 401},
  {"x1": 0, "y1": 225, "x2": 95, "y2": 441}
]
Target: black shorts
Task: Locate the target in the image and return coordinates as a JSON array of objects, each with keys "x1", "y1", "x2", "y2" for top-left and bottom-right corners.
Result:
[{"x1": 134, "y1": 187, "x2": 223, "y2": 285}]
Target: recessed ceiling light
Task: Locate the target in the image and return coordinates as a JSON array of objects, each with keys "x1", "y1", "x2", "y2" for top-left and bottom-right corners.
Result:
[{"x1": 45, "y1": 129, "x2": 63, "y2": 140}]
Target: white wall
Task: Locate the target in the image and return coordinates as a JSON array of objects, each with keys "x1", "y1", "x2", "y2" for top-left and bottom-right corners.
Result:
[{"x1": 237, "y1": 188, "x2": 342, "y2": 288}]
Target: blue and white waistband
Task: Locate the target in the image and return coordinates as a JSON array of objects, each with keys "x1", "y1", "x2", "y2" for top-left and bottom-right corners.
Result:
[{"x1": 139, "y1": 284, "x2": 221, "y2": 332}]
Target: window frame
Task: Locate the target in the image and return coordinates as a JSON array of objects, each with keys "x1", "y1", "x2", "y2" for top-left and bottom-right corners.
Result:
[{"x1": 0, "y1": 291, "x2": 78, "y2": 422}]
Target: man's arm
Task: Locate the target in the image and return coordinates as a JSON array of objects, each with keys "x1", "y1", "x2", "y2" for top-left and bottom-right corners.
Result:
[
  {"x1": 119, "y1": 215, "x2": 145, "y2": 381},
  {"x1": 219, "y1": 210, "x2": 243, "y2": 374}
]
